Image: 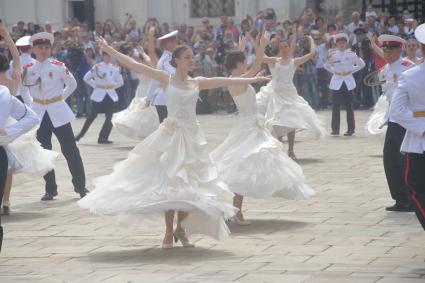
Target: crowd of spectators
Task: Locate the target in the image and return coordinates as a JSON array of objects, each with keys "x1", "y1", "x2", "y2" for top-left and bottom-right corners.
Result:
[{"x1": 1, "y1": 5, "x2": 424, "y2": 115}]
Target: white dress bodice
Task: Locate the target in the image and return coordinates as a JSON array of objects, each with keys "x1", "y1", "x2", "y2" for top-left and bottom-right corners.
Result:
[
  {"x1": 164, "y1": 82, "x2": 199, "y2": 125},
  {"x1": 269, "y1": 59, "x2": 296, "y2": 89},
  {"x1": 232, "y1": 85, "x2": 257, "y2": 120}
]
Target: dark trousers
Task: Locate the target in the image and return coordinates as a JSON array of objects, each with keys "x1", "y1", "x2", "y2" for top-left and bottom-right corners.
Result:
[
  {"x1": 155, "y1": 105, "x2": 168, "y2": 123},
  {"x1": 331, "y1": 83, "x2": 355, "y2": 133},
  {"x1": 79, "y1": 96, "x2": 114, "y2": 141},
  {"x1": 0, "y1": 147, "x2": 8, "y2": 251},
  {"x1": 384, "y1": 122, "x2": 410, "y2": 203},
  {"x1": 317, "y1": 68, "x2": 329, "y2": 109},
  {"x1": 405, "y1": 152, "x2": 425, "y2": 230},
  {"x1": 36, "y1": 113, "x2": 86, "y2": 194}
]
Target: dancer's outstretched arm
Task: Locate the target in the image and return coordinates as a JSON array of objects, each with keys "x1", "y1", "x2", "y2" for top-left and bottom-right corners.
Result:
[
  {"x1": 97, "y1": 36, "x2": 168, "y2": 86},
  {"x1": 0, "y1": 21, "x2": 21, "y2": 95},
  {"x1": 242, "y1": 31, "x2": 269, "y2": 78},
  {"x1": 289, "y1": 24, "x2": 298, "y2": 57},
  {"x1": 294, "y1": 36, "x2": 316, "y2": 67},
  {"x1": 197, "y1": 74, "x2": 270, "y2": 91}
]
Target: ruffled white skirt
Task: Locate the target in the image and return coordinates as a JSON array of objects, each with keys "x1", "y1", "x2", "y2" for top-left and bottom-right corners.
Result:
[
  {"x1": 112, "y1": 97, "x2": 160, "y2": 140},
  {"x1": 211, "y1": 115, "x2": 315, "y2": 199},
  {"x1": 257, "y1": 83, "x2": 325, "y2": 138},
  {"x1": 7, "y1": 129, "x2": 58, "y2": 185},
  {"x1": 79, "y1": 117, "x2": 236, "y2": 240},
  {"x1": 366, "y1": 95, "x2": 388, "y2": 138}
]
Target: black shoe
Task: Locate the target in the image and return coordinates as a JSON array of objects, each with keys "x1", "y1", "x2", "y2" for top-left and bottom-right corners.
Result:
[
  {"x1": 331, "y1": 132, "x2": 339, "y2": 136},
  {"x1": 74, "y1": 188, "x2": 89, "y2": 198},
  {"x1": 1, "y1": 206, "x2": 9, "y2": 216},
  {"x1": 344, "y1": 131, "x2": 355, "y2": 136},
  {"x1": 41, "y1": 191, "x2": 57, "y2": 201},
  {"x1": 75, "y1": 134, "x2": 82, "y2": 141},
  {"x1": 98, "y1": 139, "x2": 113, "y2": 144},
  {"x1": 385, "y1": 202, "x2": 414, "y2": 212}
]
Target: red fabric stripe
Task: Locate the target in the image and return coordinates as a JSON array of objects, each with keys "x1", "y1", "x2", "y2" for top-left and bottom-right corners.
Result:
[{"x1": 405, "y1": 153, "x2": 425, "y2": 219}]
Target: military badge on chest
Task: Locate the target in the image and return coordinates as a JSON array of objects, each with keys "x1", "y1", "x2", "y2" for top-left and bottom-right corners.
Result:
[{"x1": 48, "y1": 71, "x2": 53, "y2": 79}]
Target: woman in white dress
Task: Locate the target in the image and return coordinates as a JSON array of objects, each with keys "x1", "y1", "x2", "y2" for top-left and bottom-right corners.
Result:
[
  {"x1": 257, "y1": 28, "x2": 325, "y2": 159},
  {"x1": 79, "y1": 37, "x2": 270, "y2": 249},
  {"x1": 211, "y1": 32, "x2": 315, "y2": 225},
  {"x1": 112, "y1": 47, "x2": 160, "y2": 140},
  {"x1": 0, "y1": 24, "x2": 57, "y2": 214}
]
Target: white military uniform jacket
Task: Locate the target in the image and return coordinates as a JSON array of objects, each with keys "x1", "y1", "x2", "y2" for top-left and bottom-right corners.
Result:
[
  {"x1": 379, "y1": 57, "x2": 414, "y2": 122},
  {"x1": 0, "y1": 85, "x2": 39, "y2": 144},
  {"x1": 324, "y1": 48, "x2": 365, "y2": 90},
  {"x1": 389, "y1": 62, "x2": 425, "y2": 154},
  {"x1": 147, "y1": 50, "x2": 175, "y2": 105},
  {"x1": 83, "y1": 62, "x2": 124, "y2": 102},
  {"x1": 7, "y1": 53, "x2": 36, "y2": 105},
  {"x1": 22, "y1": 58, "x2": 77, "y2": 128}
]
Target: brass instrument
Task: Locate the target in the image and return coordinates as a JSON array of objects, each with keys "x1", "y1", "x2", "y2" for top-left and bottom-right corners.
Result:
[{"x1": 363, "y1": 70, "x2": 385, "y2": 87}]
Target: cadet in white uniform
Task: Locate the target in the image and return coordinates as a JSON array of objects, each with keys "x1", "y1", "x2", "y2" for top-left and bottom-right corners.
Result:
[
  {"x1": 75, "y1": 52, "x2": 124, "y2": 144},
  {"x1": 146, "y1": 30, "x2": 178, "y2": 122},
  {"x1": 0, "y1": 85, "x2": 39, "y2": 251},
  {"x1": 378, "y1": 34, "x2": 415, "y2": 212},
  {"x1": 23, "y1": 32, "x2": 88, "y2": 201},
  {"x1": 6, "y1": 36, "x2": 35, "y2": 105},
  {"x1": 324, "y1": 33, "x2": 365, "y2": 136},
  {"x1": 390, "y1": 23, "x2": 425, "y2": 230}
]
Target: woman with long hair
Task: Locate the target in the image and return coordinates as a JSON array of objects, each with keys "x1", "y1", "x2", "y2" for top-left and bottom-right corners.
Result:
[{"x1": 78, "y1": 37, "x2": 270, "y2": 249}]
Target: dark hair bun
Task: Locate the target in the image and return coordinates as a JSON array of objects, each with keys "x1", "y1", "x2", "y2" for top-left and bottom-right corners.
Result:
[
  {"x1": 224, "y1": 51, "x2": 245, "y2": 70},
  {"x1": 0, "y1": 54, "x2": 10, "y2": 72}
]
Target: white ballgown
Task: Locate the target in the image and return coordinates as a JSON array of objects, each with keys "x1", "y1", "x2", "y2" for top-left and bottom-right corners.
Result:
[
  {"x1": 79, "y1": 79, "x2": 236, "y2": 240},
  {"x1": 112, "y1": 75, "x2": 160, "y2": 140},
  {"x1": 366, "y1": 95, "x2": 388, "y2": 137},
  {"x1": 256, "y1": 59, "x2": 325, "y2": 138},
  {"x1": 211, "y1": 85, "x2": 315, "y2": 199},
  {"x1": 6, "y1": 118, "x2": 58, "y2": 185}
]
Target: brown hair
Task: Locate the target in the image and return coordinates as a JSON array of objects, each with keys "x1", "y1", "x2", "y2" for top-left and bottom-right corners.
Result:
[
  {"x1": 170, "y1": 45, "x2": 191, "y2": 68},
  {"x1": 224, "y1": 51, "x2": 246, "y2": 70}
]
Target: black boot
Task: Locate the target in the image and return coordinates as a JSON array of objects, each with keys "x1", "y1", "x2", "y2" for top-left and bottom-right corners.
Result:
[
  {"x1": 386, "y1": 201, "x2": 414, "y2": 212},
  {"x1": 74, "y1": 188, "x2": 89, "y2": 198}
]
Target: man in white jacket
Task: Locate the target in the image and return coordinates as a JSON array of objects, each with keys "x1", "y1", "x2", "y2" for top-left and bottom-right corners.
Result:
[
  {"x1": 23, "y1": 32, "x2": 88, "y2": 201},
  {"x1": 75, "y1": 52, "x2": 123, "y2": 144},
  {"x1": 325, "y1": 33, "x2": 365, "y2": 136},
  {"x1": 389, "y1": 23, "x2": 425, "y2": 230}
]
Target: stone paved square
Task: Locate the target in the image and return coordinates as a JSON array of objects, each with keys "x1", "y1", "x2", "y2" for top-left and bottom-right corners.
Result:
[{"x1": 1, "y1": 110, "x2": 425, "y2": 283}]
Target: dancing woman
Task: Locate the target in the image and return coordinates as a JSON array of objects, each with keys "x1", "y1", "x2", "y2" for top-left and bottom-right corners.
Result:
[
  {"x1": 0, "y1": 24, "x2": 56, "y2": 214},
  {"x1": 211, "y1": 32, "x2": 315, "y2": 224},
  {"x1": 79, "y1": 37, "x2": 270, "y2": 249},
  {"x1": 256, "y1": 26, "x2": 325, "y2": 159}
]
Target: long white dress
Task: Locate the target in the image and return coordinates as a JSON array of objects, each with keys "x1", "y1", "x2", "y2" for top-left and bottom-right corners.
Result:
[
  {"x1": 211, "y1": 85, "x2": 315, "y2": 199},
  {"x1": 366, "y1": 95, "x2": 388, "y2": 137},
  {"x1": 6, "y1": 118, "x2": 58, "y2": 185},
  {"x1": 79, "y1": 79, "x2": 236, "y2": 240},
  {"x1": 112, "y1": 75, "x2": 159, "y2": 140},
  {"x1": 256, "y1": 59, "x2": 325, "y2": 138}
]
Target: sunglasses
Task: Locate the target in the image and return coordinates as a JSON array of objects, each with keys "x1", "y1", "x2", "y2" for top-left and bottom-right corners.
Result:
[{"x1": 382, "y1": 45, "x2": 401, "y2": 51}]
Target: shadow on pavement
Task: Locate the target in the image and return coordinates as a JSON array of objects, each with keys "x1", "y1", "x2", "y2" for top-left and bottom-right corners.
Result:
[
  {"x1": 2, "y1": 211, "x2": 48, "y2": 223},
  {"x1": 296, "y1": 158, "x2": 322, "y2": 165},
  {"x1": 228, "y1": 218, "x2": 310, "y2": 235},
  {"x1": 85, "y1": 247, "x2": 234, "y2": 264}
]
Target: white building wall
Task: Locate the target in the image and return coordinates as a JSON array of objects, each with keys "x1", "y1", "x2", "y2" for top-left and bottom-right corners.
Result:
[{"x1": 0, "y1": 0, "x2": 308, "y2": 29}]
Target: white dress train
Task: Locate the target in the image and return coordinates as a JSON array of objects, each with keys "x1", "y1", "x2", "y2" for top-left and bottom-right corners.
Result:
[
  {"x1": 79, "y1": 80, "x2": 236, "y2": 240},
  {"x1": 6, "y1": 118, "x2": 58, "y2": 185},
  {"x1": 211, "y1": 85, "x2": 315, "y2": 199},
  {"x1": 112, "y1": 75, "x2": 160, "y2": 140},
  {"x1": 366, "y1": 95, "x2": 388, "y2": 137},
  {"x1": 256, "y1": 59, "x2": 326, "y2": 138}
]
